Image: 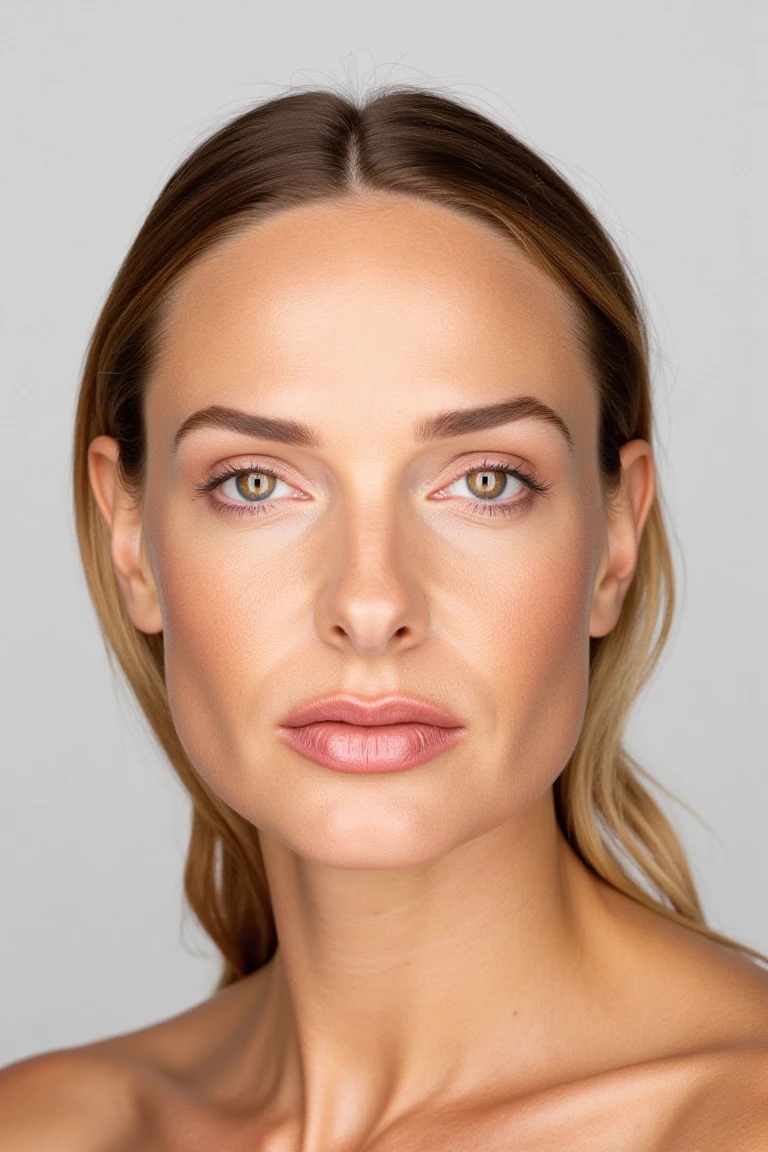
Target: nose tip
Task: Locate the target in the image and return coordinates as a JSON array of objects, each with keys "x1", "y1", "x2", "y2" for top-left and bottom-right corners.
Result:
[{"x1": 325, "y1": 601, "x2": 419, "y2": 657}]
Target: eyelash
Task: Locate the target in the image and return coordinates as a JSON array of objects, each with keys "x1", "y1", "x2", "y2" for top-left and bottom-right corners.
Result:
[{"x1": 196, "y1": 458, "x2": 552, "y2": 520}]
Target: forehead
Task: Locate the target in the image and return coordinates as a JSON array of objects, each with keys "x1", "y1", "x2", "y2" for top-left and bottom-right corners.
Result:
[{"x1": 147, "y1": 194, "x2": 596, "y2": 447}]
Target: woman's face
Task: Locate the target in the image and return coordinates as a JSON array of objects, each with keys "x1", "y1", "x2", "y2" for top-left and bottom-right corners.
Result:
[{"x1": 130, "y1": 194, "x2": 616, "y2": 867}]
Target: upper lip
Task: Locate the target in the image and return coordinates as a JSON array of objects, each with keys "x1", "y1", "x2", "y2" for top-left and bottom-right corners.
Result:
[{"x1": 278, "y1": 694, "x2": 464, "y2": 729}]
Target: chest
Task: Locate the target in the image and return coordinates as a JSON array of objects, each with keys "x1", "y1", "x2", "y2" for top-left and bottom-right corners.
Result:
[{"x1": 133, "y1": 1078, "x2": 695, "y2": 1152}]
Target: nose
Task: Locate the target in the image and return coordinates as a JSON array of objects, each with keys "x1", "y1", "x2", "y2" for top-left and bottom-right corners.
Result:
[{"x1": 313, "y1": 501, "x2": 430, "y2": 658}]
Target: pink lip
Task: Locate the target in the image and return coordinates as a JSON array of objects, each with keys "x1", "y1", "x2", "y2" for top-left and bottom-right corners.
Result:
[
  {"x1": 276, "y1": 694, "x2": 467, "y2": 774},
  {"x1": 279, "y1": 693, "x2": 463, "y2": 728}
]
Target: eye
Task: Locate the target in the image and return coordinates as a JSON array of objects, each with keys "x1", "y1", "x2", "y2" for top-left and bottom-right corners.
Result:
[
  {"x1": 198, "y1": 458, "x2": 549, "y2": 521},
  {"x1": 218, "y1": 469, "x2": 293, "y2": 504},
  {"x1": 446, "y1": 467, "x2": 525, "y2": 503},
  {"x1": 435, "y1": 460, "x2": 548, "y2": 519},
  {"x1": 196, "y1": 464, "x2": 303, "y2": 517}
]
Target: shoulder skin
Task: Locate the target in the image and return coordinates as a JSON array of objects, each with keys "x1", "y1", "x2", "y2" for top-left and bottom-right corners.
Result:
[
  {"x1": 0, "y1": 1049, "x2": 141, "y2": 1152},
  {"x1": 658, "y1": 1047, "x2": 768, "y2": 1152}
]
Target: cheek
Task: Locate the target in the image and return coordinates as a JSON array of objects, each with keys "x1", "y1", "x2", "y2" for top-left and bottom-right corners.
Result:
[
  {"x1": 459, "y1": 512, "x2": 598, "y2": 801},
  {"x1": 145, "y1": 512, "x2": 302, "y2": 784}
]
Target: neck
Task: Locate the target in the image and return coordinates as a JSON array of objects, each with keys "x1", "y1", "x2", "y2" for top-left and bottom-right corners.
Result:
[{"x1": 229, "y1": 789, "x2": 607, "y2": 1145}]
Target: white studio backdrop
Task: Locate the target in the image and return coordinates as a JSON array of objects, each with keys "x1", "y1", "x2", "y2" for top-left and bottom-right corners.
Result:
[{"x1": 1, "y1": 0, "x2": 765, "y2": 1065}]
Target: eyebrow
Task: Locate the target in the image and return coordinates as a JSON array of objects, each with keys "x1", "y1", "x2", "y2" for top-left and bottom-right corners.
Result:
[{"x1": 172, "y1": 395, "x2": 575, "y2": 454}]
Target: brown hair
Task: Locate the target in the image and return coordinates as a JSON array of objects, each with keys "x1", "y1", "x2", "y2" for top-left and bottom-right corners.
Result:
[{"x1": 73, "y1": 85, "x2": 764, "y2": 990}]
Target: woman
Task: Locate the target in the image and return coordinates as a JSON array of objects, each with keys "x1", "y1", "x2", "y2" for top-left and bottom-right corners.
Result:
[{"x1": 1, "y1": 86, "x2": 766, "y2": 1150}]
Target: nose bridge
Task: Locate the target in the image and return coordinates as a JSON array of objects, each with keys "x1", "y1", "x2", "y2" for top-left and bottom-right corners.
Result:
[{"x1": 314, "y1": 472, "x2": 429, "y2": 655}]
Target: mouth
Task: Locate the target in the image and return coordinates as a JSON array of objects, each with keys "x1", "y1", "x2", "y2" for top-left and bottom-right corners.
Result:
[{"x1": 276, "y1": 693, "x2": 467, "y2": 774}]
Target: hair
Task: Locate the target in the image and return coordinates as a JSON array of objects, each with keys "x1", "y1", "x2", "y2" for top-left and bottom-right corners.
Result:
[{"x1": 73, "y1": 84, "x2": 765, "y2": 990}]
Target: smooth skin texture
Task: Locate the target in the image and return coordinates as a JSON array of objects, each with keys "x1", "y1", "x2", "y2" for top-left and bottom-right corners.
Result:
[{"x1": 2, "y1": 195, "x2": 767, "y2": 1150}]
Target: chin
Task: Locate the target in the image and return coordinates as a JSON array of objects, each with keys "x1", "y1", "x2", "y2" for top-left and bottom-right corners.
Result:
[
  {"x1": 251, "y1": 782, "x2": 482, "y2": 871},
  {"x1": 272, "y1": 830, "x2": 459, "y2": 871}
]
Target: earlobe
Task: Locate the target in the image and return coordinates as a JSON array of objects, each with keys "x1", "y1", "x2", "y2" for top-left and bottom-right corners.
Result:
[
  {"x1": 589, "y1": 440, "x2": 655, "y2": 639},
  {"x1": 87, "y1": 436, "x2": 163, "y2": 634}
]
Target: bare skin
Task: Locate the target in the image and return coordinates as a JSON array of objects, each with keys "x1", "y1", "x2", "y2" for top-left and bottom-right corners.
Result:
[{"x1": 2, "y1": 194, "x2": 767, "y2": 1150}]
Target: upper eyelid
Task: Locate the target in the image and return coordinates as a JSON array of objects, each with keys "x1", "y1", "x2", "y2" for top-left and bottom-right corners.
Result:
[{"x1": 204, "y1": 454, "x2": 542, "y2": 492}]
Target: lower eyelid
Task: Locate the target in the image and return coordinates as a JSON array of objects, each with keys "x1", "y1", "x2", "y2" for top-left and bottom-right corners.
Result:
[{"x1": 463, "y1": 490, "x2": 533, "y2": 517}]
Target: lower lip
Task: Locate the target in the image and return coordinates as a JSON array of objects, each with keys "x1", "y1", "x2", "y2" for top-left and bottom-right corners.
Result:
[{"x1": 276, "y1": 721, "x2": 466, "y2": 773}]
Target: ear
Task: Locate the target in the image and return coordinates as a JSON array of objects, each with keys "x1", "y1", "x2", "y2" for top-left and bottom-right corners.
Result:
[
  {"x1": 589, "y1": 439, "x2": 656, "y2": 639},
  {"x1": 87, "y1": 436, "x2": 163, "y2": 634}
]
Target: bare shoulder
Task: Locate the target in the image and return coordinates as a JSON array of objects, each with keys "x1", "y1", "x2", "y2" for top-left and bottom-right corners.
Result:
[
  {"x1": 596, "y1": 881, "x2": 768, "y2": 1054},
  {"x1": 658, "y1": 1045, "x2": 768, "y2": 1151},
  {"x1": 0, "y1": 1047, "x2": 142, "y2": 1151},
  {"x1": 0, "y1": 972, "x2": 264, "y2": 1151},
  {"x1": 678, "y1": 935, "x2": 768, "y2": 1049}
]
